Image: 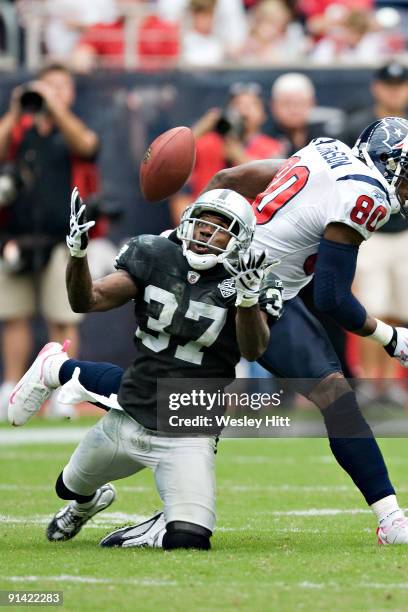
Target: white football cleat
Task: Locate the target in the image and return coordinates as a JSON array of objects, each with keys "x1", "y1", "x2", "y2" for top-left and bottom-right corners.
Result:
[
  {"x1": 377, "y1": 516, "x2": 408, "y2": 545},
  {"x1": 8, "y1": 340, "x2": 70, "y2": 426},
  {"x1": 99, "y1": 512, "x2": 165, "y2": 548},
  {"x1": 47, "y1": 483, "x2": 116, "y2": 542}
]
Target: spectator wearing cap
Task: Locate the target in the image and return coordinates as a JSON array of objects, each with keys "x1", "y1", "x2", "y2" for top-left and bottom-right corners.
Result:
[
  {"x1": 341, "y1": 61, "x2": 408, "y2": 147},
  {"x1": 341, "y1": 62, "x2": 408, "y2": 405},
  {"x1": 169, "y1": 82, "x2": 283, "y2": 223}
]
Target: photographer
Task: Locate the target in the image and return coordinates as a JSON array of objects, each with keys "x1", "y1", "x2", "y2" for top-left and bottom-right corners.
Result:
[
  {"x1": 169, "y1": 82, "x2": 283, "y2": 224},
  {"x1": 0, "y1": 63, "x2": 100, "y2": 419}
]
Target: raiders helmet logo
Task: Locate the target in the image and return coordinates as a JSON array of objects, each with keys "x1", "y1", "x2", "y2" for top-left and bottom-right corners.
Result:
[
  {"x1": 187, "y1": 271, "x2": 200, "y2": 284},
  {"x1": 218, "y1": 278, "x2": 236, "y2": 298}
]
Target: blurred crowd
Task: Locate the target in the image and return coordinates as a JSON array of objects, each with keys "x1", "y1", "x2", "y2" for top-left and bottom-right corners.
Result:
[
  {"x1": 1, "y1": 0, "x2": 407, "y2": 70},
  {"x1": 0, "y1": 54, "x2": 407, "y2": 417}
]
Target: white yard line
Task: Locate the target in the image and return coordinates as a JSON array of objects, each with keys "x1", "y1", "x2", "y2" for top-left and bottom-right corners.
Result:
[
  {"x1": 0, "y1": 508, "x2": 373, "y2": 526},
  {"x1": 2, "y1": 576, "x2": 408, "y2": 590},
  {"x1": 0, "y1": 428, "x2": 90, "y2": 446},
  {"x1": 0, "y1": 575, "x2": 176, "y2": 586},
  {"x1": 261, "y1": 508, "x2": 372, "y2": 516},
  {"x1": 0, "y1": 484, "x2": 151, "y2": 493}
]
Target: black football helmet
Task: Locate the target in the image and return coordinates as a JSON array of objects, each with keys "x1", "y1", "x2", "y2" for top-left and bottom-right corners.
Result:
[{"x1": 353, "y1": 117, "x2": 408, "y2": 211}]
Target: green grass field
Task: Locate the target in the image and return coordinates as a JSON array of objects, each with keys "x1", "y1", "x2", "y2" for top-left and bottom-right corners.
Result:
[{"x1": 1, "y1": 418, "x2": 408, "y2": 611}]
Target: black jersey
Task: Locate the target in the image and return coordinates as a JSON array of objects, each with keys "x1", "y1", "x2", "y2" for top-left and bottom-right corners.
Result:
[
  {"x1": 115, "y1": 234, "x2": 240, "y2": 428},
  {"x1": 114, "y1": 233, "x2": 283, "y2": 429}
]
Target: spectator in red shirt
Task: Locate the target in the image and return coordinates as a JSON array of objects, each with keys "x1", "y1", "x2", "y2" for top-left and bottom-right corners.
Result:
[
  {"x1": 72, "y1": 8, "x2": 180, "y2": 72},
  {"x1": 169, "y1": 82, "x2": 284, "y2": 224}
]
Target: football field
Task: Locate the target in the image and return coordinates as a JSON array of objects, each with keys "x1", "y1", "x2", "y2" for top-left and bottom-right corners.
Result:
[{"x1": 1, "y1": 418, "x2": 407, "y2": 611}]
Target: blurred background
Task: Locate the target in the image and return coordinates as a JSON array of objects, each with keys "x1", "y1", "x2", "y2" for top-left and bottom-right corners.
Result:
[{"x1": 0, "y1": 0, "x2": 407, "y2": 418}]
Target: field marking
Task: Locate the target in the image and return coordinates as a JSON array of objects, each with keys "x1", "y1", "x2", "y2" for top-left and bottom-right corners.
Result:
[
  {"x1": 0, "y1": 513, "x2": 326, "y2": 533},
  {"x1": 3, "y1": 576, "x2": 408, "y2": 592},
  {"x1": 0, "y1": 508, "x2": 378, "y2": 527},
  {"x1": 0, "y1": 575, "x2": 176, "y2": 586},
  {"x1": 3, "y1": 482, "x2": 408, "y2": 496},
  {"x1": 0, "y1": 428, "x2": 90, "y2": 446},
  {"x1": 0, "y1": 451, "x2": 71, "y2": 461},
  {"x1": 0, "y1": 484, "x2": 151, "y2": 493},
  {"x1": 262, "y1": 508, "x2": 371, "y2": 516},
  {"x1": 0, "y1": 512, "x2": 146, "y2": 527}
]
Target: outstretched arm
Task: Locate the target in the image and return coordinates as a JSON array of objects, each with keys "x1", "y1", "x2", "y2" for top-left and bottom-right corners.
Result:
[
  {"x1": 66, "y1": 186, "x2": 137, "y2": 312},
  {"x1": 66, "y1": 260, "x2": 137, "y2": 313},
  {"x1": 315, "y1": 222, "x2": 408, "y2": 367},
  {"x1": 203, "y1": 159, "x2": 284, "y2": 199}
]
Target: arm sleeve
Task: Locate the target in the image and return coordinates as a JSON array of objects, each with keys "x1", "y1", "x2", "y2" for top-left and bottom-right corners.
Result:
[{"x1": 313, "y1": 238, "x2": 366, "y2": 331}]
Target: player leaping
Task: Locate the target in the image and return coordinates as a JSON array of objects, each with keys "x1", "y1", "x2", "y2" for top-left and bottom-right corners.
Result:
[{"x1": 203, "y1": 116, "x2": 408, "y2": 545}]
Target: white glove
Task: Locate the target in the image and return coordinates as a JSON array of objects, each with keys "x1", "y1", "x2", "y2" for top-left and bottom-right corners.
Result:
[
  {"x1": 384, "y1": 327, "x2": 408, "y2": 367},
  {"x1": 66, "y1": 186, "x2": 95, "y2": 258},
  {"x1": 223, "y1": 249, "x2": 267, "y2": 308}
]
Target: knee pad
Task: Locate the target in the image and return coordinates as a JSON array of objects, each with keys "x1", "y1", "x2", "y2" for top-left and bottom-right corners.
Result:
[
  {"x1": 55, "y1": 471, "x2": 95, "y2": 503},
  {"x1": 321, "y1": 391, "x2": 372, "y2": 438},
  {"x1": 162, "y1": 521, "x2": 212, "y2": 551}
]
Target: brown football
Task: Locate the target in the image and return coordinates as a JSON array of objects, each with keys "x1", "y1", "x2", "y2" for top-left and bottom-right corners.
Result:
[{"x1": 140, "y1": 126, "x2": 196, "y2": 202}]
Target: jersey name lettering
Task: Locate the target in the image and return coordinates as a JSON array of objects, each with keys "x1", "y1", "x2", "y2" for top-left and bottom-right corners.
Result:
[{"x1": 315, "y1": 140, "x2": 352, "y2": 169}]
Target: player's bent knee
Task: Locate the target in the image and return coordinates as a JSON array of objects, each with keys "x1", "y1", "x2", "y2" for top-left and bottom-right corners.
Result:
[
  {"x1": 321, "y1": 391, "x2": 372, "y2": 438},
  {"x1": 162, "y1": 521, "x2": 212, "y2": 550},
  {"x1": 308, "y1": 372, "x2": 351, "y2": 409}
]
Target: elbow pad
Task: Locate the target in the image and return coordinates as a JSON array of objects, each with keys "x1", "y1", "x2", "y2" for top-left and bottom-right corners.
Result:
[{"x1": 313, "y1": 238, "x2": 366, "y2": 331}]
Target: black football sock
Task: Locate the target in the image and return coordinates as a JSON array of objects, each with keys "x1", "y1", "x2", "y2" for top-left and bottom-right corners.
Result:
[
  {"x1": 55, "y1": 471, "x2": 95, "y2": 504},
  {"x1": 321, "y1": 391, "x2": 395, "y2": 505}
]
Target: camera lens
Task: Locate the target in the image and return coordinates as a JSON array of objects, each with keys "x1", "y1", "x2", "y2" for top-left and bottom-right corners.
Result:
[{"x1": 20, "y1": 90, "x2": 44, "y2": 113}]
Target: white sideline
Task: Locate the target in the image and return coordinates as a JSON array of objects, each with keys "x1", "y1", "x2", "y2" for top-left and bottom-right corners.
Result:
[{"x1": 0, "y1": 575, "x2": 176, "y2": 586}]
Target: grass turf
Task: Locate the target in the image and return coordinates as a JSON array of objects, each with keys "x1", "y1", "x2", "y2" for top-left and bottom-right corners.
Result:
[{"x1": 0, "y1": 418, "x2": 407, "y2": 611}]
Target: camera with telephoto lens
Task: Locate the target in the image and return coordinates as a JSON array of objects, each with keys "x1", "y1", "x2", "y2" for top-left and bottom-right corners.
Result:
[
  {"x1": 214, "y1": 109, "x2": 245, "y2": 140},
  {"x1": 84, "y1": 194, "x2": 123, "y2": 224},
  {"x1": 19, "y1": 85, "x2": 44, "y2": 114}
]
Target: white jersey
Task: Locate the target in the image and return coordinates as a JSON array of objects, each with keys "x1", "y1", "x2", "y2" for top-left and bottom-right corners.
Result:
[{"x1": 252, "y1": 137, "x2": 398, "y2": 300}]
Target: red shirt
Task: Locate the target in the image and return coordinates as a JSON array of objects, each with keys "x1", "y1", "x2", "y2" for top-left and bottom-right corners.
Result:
[
  {"x1": 189, "y1": 131, "x2": 283, "y2": 198},
  {"x1": 78, "y1": 17, "x2": 180, "y2": 69},
  {"x1": 297, "y1": 0, "x2": 372, "y2": 18}
]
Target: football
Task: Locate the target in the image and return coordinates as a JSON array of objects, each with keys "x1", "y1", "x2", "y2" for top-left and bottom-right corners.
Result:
[{"x1": 139, "y1": 126, "x2": 196, "y2": 202}]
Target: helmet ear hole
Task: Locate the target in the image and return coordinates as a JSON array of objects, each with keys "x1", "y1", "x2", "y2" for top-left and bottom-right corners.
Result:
[{"x1": 379, "y1": 152, "x2": 389, "y2": 163}]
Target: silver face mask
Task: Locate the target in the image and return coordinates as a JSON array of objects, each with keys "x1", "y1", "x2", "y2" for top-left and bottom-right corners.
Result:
[{"x1": 177, "y1": 189, "x2": 256, "y2": 270}]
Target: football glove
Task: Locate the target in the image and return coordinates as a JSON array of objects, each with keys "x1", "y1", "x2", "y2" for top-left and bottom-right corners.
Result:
[
  {"x1": 66, "y1": 186, "x2": 95, "y2": 258},
  {"x1": 258, "y1": 275, "x2": 284, "y2": 322},
  {"x1": 384, "y1": 327, "x2": 408, "y2": 368},
  {"x1": 223, "y1": 249, "x2": 267, "y2": 308}
]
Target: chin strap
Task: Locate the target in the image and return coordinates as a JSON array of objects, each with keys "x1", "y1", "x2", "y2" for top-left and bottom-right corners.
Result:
[{"x1": 185, "y1": 249, "x2": 219, "y2": 270}]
